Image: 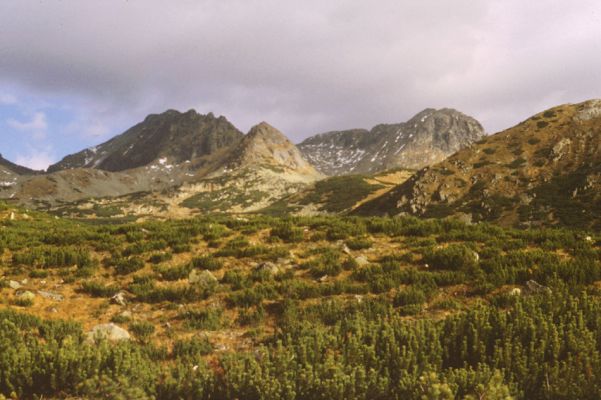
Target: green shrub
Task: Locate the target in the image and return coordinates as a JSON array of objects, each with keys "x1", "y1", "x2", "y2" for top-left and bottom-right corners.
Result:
[
  {"x1": 148, "y1": 252, "x2": 172, "y2": 264},
  {"x1": 129, "y1": 321, "x2": 155, "y2": 343},
  {"x1": 179, "y1": 308, "x2": 223, "y2": 330},
  {"x1": 114, "y1": 256, "x2": 145, "y2": 275},
  {"x1": 191, "y1": 255, "x2": 223, "y2": 271},
  {"x1": 80, "y1": 281, "x2": 120, "y2": 297},
  {"x1": 172, "y1": 337, "x2": 213, "y2": 358},
  {"x1": 345, "y1": 237, "x2": 373, "y2": 250},
  {"x1": 423, "y1": 244, "x2": 479, "y2": 272},
  {"x1": 270, "y1": 222, "x2": 304, "y2": 243},
  {"x1": 154, "y1": 263, "x2": 192, "y2": 281}
]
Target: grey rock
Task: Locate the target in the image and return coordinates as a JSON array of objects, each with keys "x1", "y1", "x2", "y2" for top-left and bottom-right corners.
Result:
[
  {"x1": 551, "y1": 138, "x2": 572, "y2": 162},
  {"x1": 575, "y1": 99, "x2": 601, "y2": 121},
  {"x1": 8, "y1": 280, "x2": 21, "y2": 290},
  {"x1": 37, "y1": 290, "x2": 64, "y2": 301},
  {"x1": 86, "y1": 323, "x2": 131, "y2": 343}
]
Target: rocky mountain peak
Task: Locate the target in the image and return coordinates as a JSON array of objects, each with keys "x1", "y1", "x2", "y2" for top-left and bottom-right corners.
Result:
[
  {"x1": 222, "y1": 122, "x2": 322, "y2": 178},
  {"x1": 298, "y1": 108, "x2": 484, "y2": 176},
  {"x1": 48, "y1": 109, "x2": 244, "y2": 173},
  {"x1": 245, "y1": 122, "x2": 290, "y2": 143}
]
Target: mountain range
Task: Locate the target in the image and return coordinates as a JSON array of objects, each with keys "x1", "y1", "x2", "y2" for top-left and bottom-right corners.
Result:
[
  {"x1": 9, "y1": 98, "x2": 600, "y2": 228},
  {"x1": 0, "y1": 106, "x2": 483, "y2": 217}
]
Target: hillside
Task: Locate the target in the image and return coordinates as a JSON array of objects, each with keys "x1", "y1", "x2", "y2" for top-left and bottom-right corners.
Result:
[
  {"x1": 48, "y1": 109, "x2": 244, "y2": 172},
  {"x1": 356, "y1": 99, "x2": 601, "y2": 229},
  {"x1": 298, "y1": 108, "x2": 484, "y2": 175}
]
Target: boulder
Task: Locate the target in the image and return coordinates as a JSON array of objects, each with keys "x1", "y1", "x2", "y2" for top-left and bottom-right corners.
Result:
[
  {"x1": 9, "y1": 280, "x2": 21, "y2": 290},
  {"x1": 87, "y1": 323, "x2": 131, "y2": 343}
]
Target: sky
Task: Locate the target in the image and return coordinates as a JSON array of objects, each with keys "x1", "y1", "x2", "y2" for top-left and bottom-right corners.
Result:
[{"x1": 1, "y1": 1, "x2": 601, "y2": 170}]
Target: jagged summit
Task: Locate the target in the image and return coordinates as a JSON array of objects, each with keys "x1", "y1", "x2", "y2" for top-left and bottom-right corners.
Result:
[
  {"x1": 298, "y1": 108, "x2": 484, "y2": 175},
  {"x1": 48, "y1": 109, "x2": 244, "y2": 172},
  {"x1": 355, "y1": 99, "x2": 601, "y2": 229}
]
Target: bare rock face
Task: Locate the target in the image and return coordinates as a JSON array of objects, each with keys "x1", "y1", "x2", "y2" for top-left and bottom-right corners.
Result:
[{"x1": 298, "y1": 108, "x2": 484, "y2": 176}]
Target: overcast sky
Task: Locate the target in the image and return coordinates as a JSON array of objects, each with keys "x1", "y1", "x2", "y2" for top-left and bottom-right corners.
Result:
[{"x1": 1, "y1": 0, "x2": 601, "y2": 170}]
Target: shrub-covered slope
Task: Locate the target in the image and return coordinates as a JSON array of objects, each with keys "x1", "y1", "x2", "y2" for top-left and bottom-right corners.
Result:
[{"x1": 1, "y1": 204, "x2": 601, "y2": 398}]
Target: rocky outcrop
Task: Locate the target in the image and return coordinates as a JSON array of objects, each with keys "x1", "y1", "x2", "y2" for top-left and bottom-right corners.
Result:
[{"x1": 299, "y1": 108, "x2": 484, "y2": 175}]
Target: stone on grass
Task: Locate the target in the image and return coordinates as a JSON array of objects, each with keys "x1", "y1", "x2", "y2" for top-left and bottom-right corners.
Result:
[{"x1": 87, "y1": 323, "x2": 131, "y2": 343}]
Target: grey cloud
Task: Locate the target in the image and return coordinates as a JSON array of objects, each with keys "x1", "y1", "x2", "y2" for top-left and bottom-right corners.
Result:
[{"x1": 1, "y1": 0, "x2": 600, "y2": 144}]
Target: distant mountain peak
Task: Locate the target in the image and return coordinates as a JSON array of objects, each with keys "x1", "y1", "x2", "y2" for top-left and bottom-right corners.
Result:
[
  {"x1": 223, "y1": 122, "x2": 322, "y2": 179},
  {"x1": 299, "y1": 108, "x2": 484, "y2": 176},
  {"x1": 246, "y1": 122, "x2": 290, "y2": 143},
  {"x1": 49, "y1": 109, "x2": 244, "y2": 172}
]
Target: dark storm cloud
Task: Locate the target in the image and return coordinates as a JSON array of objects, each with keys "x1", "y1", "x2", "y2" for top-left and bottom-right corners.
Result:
[{"x1": 1, "y1": 0, "x2": 601, "y2": 144}]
